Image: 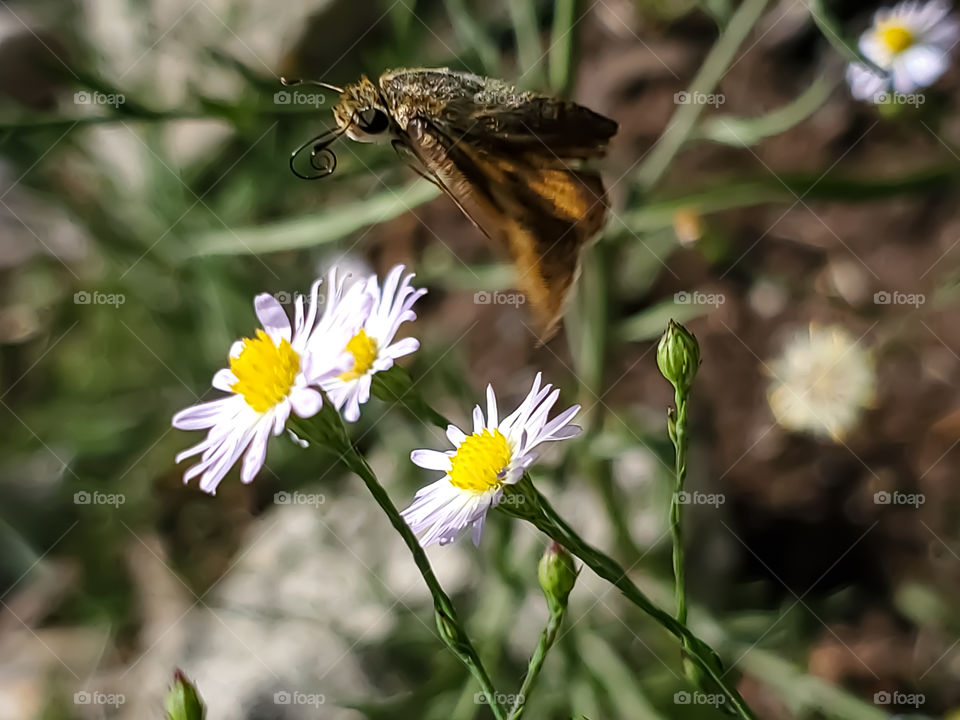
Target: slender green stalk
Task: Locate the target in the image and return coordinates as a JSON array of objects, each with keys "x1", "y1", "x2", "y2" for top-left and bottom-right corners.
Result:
[
  {"x1": 507, "y1": 609, "x2": 564, "y2": 720},
  {"x1": 669, "y1": 387, "x2": 690, "y2": 625},
  {"x1": 289, "y1": 413, "x2": 506, "y2": 720},
  {"x1": 634, "y1": 0, "x2": 769, "y2": 191},
  {"x1": 508, "y1": 542, "x2": 576, "y2": 719},
  {"x1": 808, "y1": 0, "x2": 887, "y2": 76},
  {"x1": 443, "y1": 0, "x2": 501, "y2": 75},
  {"x1": 503, "y1": 482, "x2": 756, "y2": 720},
  {"x1": 658, "y1": 320, "x2": 700, "y2": 676},
  {"x1": 548, "y1": 0, "x2": 578, "y2": 94},
  {"x1": 668, "y1": 387, "x2": 693, "y2": 678},
  {"x1": 509, "y1": 0, "x2": 544, "y2": 87}
]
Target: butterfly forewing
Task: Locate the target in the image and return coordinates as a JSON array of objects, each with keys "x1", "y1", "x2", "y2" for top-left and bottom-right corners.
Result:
[{"x1": 338, "y1": 68, "x2": 618, "y2": 340}]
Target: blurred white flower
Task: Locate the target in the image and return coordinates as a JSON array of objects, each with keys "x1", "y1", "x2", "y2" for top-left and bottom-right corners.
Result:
[
  {"x1": 767, "y1": 324, "x2": 876, "y2": 441},
  {"x1": 846, "y1": 0, "x2": 958, "y2": 100},
  {"x1": 172, "y1": 273, "x2": 369, "y2": 493},
  {"x1": 320, "y1": 264, "x2": 426, "y2": 422},
  {"x1": 402, "y1": 374, "x2": 581, "y2": 547}
]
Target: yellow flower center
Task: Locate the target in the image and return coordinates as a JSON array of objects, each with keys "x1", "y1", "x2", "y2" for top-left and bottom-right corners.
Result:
[
  {"x1": 877, "y1": 22, "x2": 914, "y2": 54},
  {"x1": 448, "y1": 429, "x2": 511, "y2": 493},
  {"x1": 230, "y1": 329, "x2": 300, "y2": 413},
  {"x1": 339, "y1": 329, "x2": 378, "y2": 381}
]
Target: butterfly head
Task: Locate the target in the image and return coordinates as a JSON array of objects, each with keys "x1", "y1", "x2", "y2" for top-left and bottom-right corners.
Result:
[{"x1": 333, "y1": 76, "x2": 393, "y2": 143}]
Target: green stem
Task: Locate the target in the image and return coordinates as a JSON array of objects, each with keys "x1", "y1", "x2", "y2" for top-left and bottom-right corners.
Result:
[
  {"x1": 669, "y1": 390, "x2": 689, "y2": 628},
  {"x1": 509, "y1": 0, "x2": 544, "y2": 87},
  {"x1": 289, "y1": 415, "x2": 506, "y2": 720},
  {"x1": 634, "y1": 0, "x2": 769, "y2": 191},
  {"x1": 808, "y1": 0, "x2": 888, "y2": 76},
  {"x1": 503, "y1": 482, "x2": 756, "y2": 720},
  {"x1": 548, "y1": 0, "x2": 578, "y2": 94},
  {"x1": 507, "y1": 608, "x2": 565, "y2": 720},
  {"x1": 443, "y1": 0, "x2": 501, "y2": 76}
]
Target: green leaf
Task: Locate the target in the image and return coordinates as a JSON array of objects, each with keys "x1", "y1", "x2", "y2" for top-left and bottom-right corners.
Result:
[
  {"x1": 187, "y1": 180, "x2": 439, "y2": 256},
  {"x1": 696, "y1": 75, "x2": 835, "y2": 147}
]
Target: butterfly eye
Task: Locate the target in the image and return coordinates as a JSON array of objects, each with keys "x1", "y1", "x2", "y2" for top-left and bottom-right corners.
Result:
[{"x1": 358, "y1": 108, "x2": 390, "y2": 134}]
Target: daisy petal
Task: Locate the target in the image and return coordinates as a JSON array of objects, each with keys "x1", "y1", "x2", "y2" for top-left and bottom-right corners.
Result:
[
  {"x1": 290, "y1": 387, "x2": 323, "y2": 418},
  {"x1": 254, "y1": 293, "x2": 291, "y2": 342},
  {"x1": 446, "y1": 424, "x2": 466, "y2": 446},
  {"x1": 172, "y1": 397, "x2": 235, "y2": 430},
  {"x1": 241, "y1": 421, "x2": 271, "y2": 484},
  {"x1": 898, "y1": 44, "x2": 949, "y2": 88},
  {"x1": 486, "y1": 384, "x2": 498, "y2": 427},
  {"x1": 411, "y1": 449, "x2": 452, "y2": 470},
  {"x1": 212, "y1": 368, "x2": 235, "y2": 392}
]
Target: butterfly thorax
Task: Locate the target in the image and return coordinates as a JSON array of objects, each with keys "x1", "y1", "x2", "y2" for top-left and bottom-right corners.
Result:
[{"x1": 377, "y1": 68, "x2": 535, "y2": 128}]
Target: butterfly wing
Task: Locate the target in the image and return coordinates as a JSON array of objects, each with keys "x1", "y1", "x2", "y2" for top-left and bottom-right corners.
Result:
[
  {"x1": 437, "y1": 97, "x2": 617, "y2": 160},
  {"x1": 399, "y1": 115, "x2": 608, "y2": 340},
  {"x1": 381, "y1": 68, "x2": 617, "y2": 158}
]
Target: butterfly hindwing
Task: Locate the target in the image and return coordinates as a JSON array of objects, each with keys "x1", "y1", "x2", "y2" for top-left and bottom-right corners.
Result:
[{"x1": 400, "y1": 116, "x2": 607, "y2": 340}]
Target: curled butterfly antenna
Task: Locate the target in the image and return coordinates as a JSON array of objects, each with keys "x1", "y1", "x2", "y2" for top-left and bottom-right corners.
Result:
[
  {"x1": 288, "y1": 125, "x2": 348, "y2": 180},
  {"x1": 280, "y1": 76, "x2": 344, "y2": 94}
]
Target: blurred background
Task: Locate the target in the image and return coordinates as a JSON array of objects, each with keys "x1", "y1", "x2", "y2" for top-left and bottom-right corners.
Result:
[{"x1": 1, "y1": 0, "x2": 959, "y2": 717}]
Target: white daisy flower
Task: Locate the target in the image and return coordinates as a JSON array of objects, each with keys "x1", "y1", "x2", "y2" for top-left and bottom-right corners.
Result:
[
  {"x1": 846, "y1": 0, "x2": 959, "y2": 100},
  {"x1": 320, "y1": 264, "x2": 426, "y2": 422},
  {"x1": 767, "y1": 324, "x2": 876, "y2": 442},
  {"x1": 401, "y1": 373, "x2": 582, "y2": 547},
  {"x1": 172, "y1": 272, "x2": 370, "y2": 494}
]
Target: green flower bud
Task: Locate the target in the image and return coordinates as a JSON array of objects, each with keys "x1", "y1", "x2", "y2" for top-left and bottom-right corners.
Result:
[
  {"x1": 538, "y1": 542, "x2": 577, "y2": 613},
  {"x1": 435, "y1": 607, "x2": 469, "y2": 654},
  {"x1": 165, "y1": 669, "x2": 205, "y2": 720},
  {"x1": 657, "y1": 320, "x2": 701, "y2": 394}
]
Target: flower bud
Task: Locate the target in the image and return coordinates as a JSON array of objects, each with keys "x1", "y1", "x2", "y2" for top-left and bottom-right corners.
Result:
[
  {"x1": 165, "y1": 669, "x2": 205, "y2": 720},
  {"x1": 538, "y1": 542, "x2": 577, "y2": 613},
  {"x1": 435, "y1": 607, "x2": 470, "y2": 655},
  {"x1": 657, "y1": 320, "x2": 701, "y2": 394}
]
